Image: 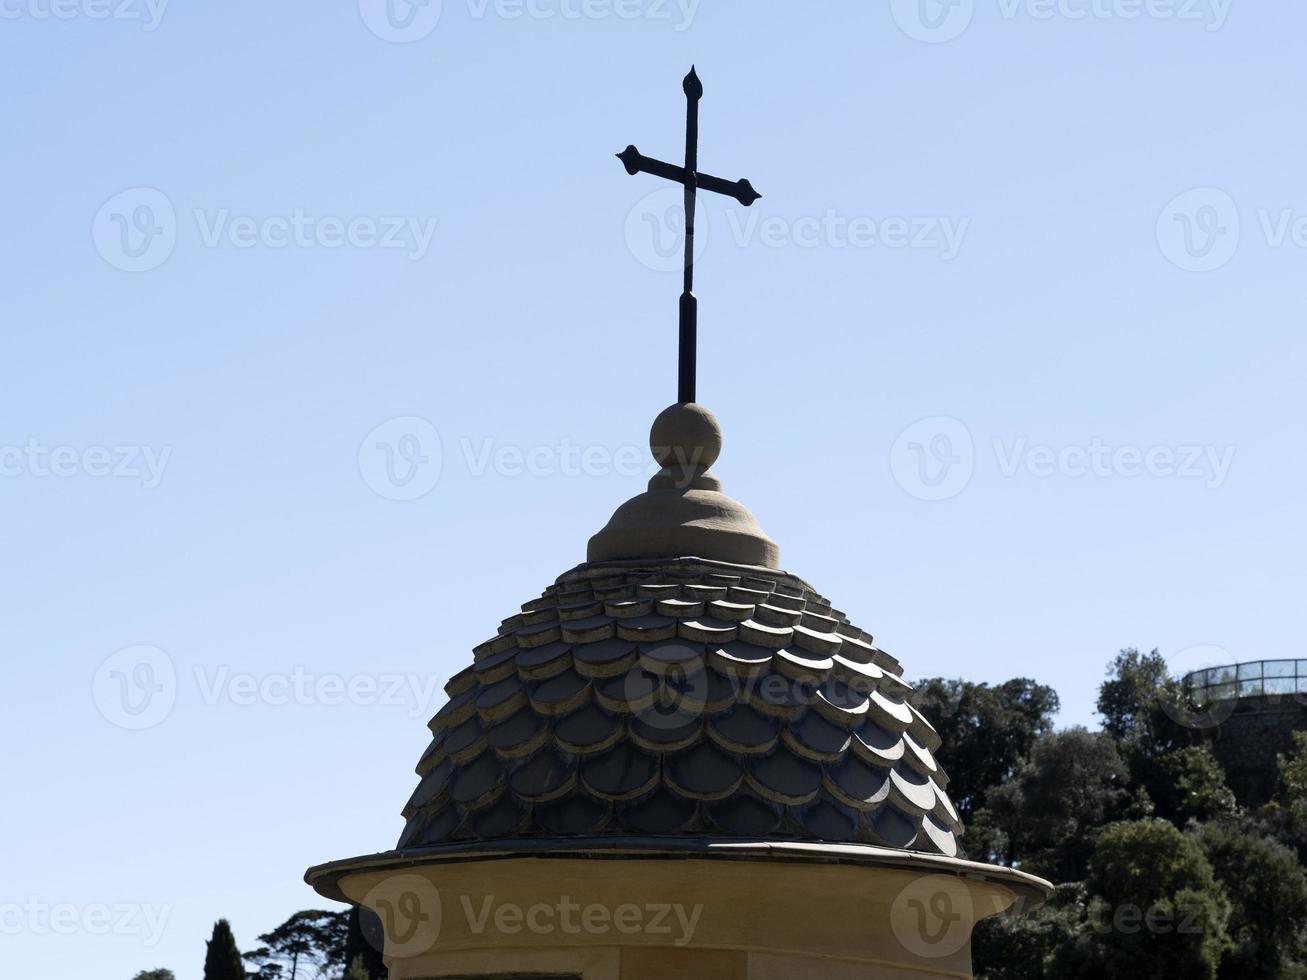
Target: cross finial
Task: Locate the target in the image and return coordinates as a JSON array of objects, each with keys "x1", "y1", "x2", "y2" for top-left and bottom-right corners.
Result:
[{"x1": 618, "y1": 67, "x2": 761, "y2": 404}]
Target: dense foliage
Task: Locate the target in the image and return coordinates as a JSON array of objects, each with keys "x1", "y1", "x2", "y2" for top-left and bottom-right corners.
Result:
[{"x1": 932, "y1": 649, "x2": 1307, "y2": 979}]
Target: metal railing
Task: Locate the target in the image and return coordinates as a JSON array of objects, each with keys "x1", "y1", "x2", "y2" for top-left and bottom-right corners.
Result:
[{"x1": 1182, "y1": 659, "x2": 1307, "y2": 703}]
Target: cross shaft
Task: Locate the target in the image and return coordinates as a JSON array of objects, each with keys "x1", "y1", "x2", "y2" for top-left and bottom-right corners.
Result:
[{"x1": 617, "y1": 67, "x2": 761, "y2": 404}]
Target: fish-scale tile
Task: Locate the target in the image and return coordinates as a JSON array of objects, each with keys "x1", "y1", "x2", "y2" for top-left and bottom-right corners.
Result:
[
  {"x1": 405, "y1": 759, "x2": 452, "y2": 813},
  {"x1": 444, "y1": 665, "x2": 478, "y2": 698},
  {"x1": 509, "y1": 750, "x2": 577, "y2": 803},
  {"x1": 444, "y1": 716, "x2": 488, "y2": 764},
  {"x1": 868, "y1": 806, "x2": 919, "y2": 849},
  {"x1": 907, "y1": 703, "x2": 943, "y2": 752},
  {"x1": 485, "y1": 709, "x2": 548, "y2": 760},
  {"x1": 749, "y1": 747, "x2": 822, "y2": 805},
  {"x1": 515, "y1": 641, "x2": 573, "y2": 681},
  {"x1": 637, "y1": 583, "x2": 683, "y2": 599},
  {"x1": 617, "y1": 615, "x2": 677, "y2": 642},
  {"x1": 620, "y1": 790, "x2": 699, "y2": 834},
  {"x1": 823, "y1": 755, "x2": 891, "y2": 811},
  {"x1": 528, "y1": 669, "x2": 592, "y2": 716},
  {"x1": 792, "y1": 624, "x2": 843, "y2": 658},
  {"x1": 748, "y1": 672, "x2": 809, "y2": 721},
  {"x1": 472, "y1": 795, "x2": 529, "y2": 839},
  {"x1": 774, "y1": 649, "x2": 833, "y2": 684},
  {"x1": 919, "y1": 814, "x2": 959, "y2": 857},
  {"x1": 813, "y1": 680, "x2": 871, "y2": 729},
  {"x1": 657, "y1": 598, "x2": 704, "y2": 618},
  {"x1": 739, "y1": 619, "x2": 794, "y2": 649},
  {"x1": 851, "y1": 721, "x2": 906, "y2": 768},
  {"x1": 932, "y1": 782, "x2": 961, "y2": 827},
  {"x1": 557, "y1": 599, "x2": 603, "y2": 621},
  {"x1": 867, "y1": 688, "x2": 914, "y2": 730},
  {"x1": 516, "y1": 621, "x2": 562, "y2": 648},
  {"x1": 555, "y1": 704, "x2": 624, "y2": 754},
  {"x1": 728, "y1": 586, "x2": 772, "y2": 605},
  {"x1": 709, "y1": 703, "x2": 780, "y2": 754},
  {"x1": 709, "y1": 599, "x2": 756, "y2": 622},
  {"x1": 450, "y1": 753, "x2": 505, "y2": 809},
  {"x1": 800, "y1": 794, "x2": 860, "y2": 841},
  {"x1": 685, "y1": 584, "x2": 729, "y2": 601},
  {"x1": 581, "y1": 742, "x2": 660, "y2": 801},
  {"x1": 475, "y1": 675, "x2": 528, "y2": 725},
  {"x1": 430, "y1": 687, "x2": 477, "y2": 733},
  {"x1": 709, "y1": 643, "x2": 772, "y2": 678},
  {"x1": 630, "y1": 714, "x2": 702, "y2": 752},
  {"x1": 473, "y1": 633, "x2": 516, "y2": 661},
  {"x1": 888, "y1": 765, "x2": 938, "y2": 817},
  {"x1": 535, "y1": 795, "x2": 610, "y2": 836},
  {"x1": 710, "y1": 791, "x2": 782, "y2": 836},
  {"x1": 561, "y1": 616, "x2": 617, "y2": 644},
  {"x1": 902, "y1": 732, "x2": 940, "y2": 777},
  {"x1": 402, "y1": 804, "x2": 459, "y2": 847},
  {"x1": 784, "y1": 709, "x2": 853, "y2": 761},
  {"x1": 678, "y1": 617, "x2": 739, "y2": 644},
  {"x1": 572, "y1": 638, "x2": 638, "y2": 678},
  {"x1": 473, "y1": 647, "x2": 519, "y2": 685},
  {"x1": 666, "y1": 742, "x2": 743, "y2": 801},
  {"x1": 594, "y1": 670, "x2": 657, "y2": 714},
  {"x1": 416, "y1": 733, "x2": 446, "y2": 774}
]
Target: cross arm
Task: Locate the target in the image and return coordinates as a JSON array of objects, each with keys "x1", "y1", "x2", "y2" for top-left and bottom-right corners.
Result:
[{"x1": 617, "y1": 145, "x2": 761, "y2": 207}]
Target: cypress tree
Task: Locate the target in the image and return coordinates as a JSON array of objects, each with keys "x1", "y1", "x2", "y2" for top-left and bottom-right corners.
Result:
[{"x1": 203, "y1": 919, "x2": 247, "y2": 980}]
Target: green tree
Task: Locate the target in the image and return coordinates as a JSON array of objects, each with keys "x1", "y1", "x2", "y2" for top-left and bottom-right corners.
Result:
[
  {"x1": 244, "y1": 910, "x2": 347, "y2": 980},
  {"x1": 1097, "y1": 648, "x2": 1178, "y2": 753},
  {"x1": 913, "y1": 677, "x2": 1059, "y2": 822},
  {"x1": 341, "y1": 905, "x2": 387, "y2": 980},
  {"x1": 132, "y1": 971, "x2": 176, "y2": 980},
  {"x1": 204, "y1": 919, "x2": 247, "y2": 980},
  {"x1": 1280, "y1": 731, "x2": 1307, "y2": 837},
  {"x1": 1195, "y1": 819, "x2": 1307, "y2": 979},
  {"x1": 987, "y1": 728, "x2": 1129, "y2": 881},
  {"x1": 1154, "y1": 745, "x2": 1238, "y2": 825},
  {"x1": 1083, "y1": 820, "x2": 1232, "y2": 980}
]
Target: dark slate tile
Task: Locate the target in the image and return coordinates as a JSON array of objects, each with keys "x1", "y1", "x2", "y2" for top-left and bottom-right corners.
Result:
[
  {"x1": 561, "y1": 616, "x2": 617, "y2": 644},
  {"x1": 785, "y1": 709, "x2": 853, "y2": 761},
  {"x1": 405, "y1": 758, "x2": 452, "y2": 813},
  {"x1": 630, "y1": 713, "x2": 702, "y2": 752},
  {"x1": 867, "y1": 688, "x2": 914, "y2": 730},
  {"x1": 888, "y1": 765, "x2": 938, "y2": 817},
  {"x1": 572, "y1": 638, "x2": 639, "y2": 679},
  {"x1": 474, "y1": 675, "x2": 527, "y2": 725},
  {"x1": 509, "y1": 750, "x2": 577, "y2": 803},
  {"x1": 666, "y1": 742, "x2": 743, "y2": 801},
  {"x1": 851, "y1": 721, "x2": 906, "y2": 768},
  {"x1": 708, "y1": 704, "x2": 779, "y2": 755},
  {"x1": 484, "y1": 708, "x2": 548, "y2": 760},
  {"x1": 920, "y1": 814, "x2": 959, "y2": 857},
  {"x1": 554, "y1": 704, "x2": 623, "y2": 754},
  {"x1": 535, "y1": 795, "x2": 610, "y2": 836},
  {"x1": 471, "y1": 795, "x2": 529, "y2": 839},
  {"x1": 444, "y1": 716, "x2": 487, "y2": 764},
  {"x1": 617, "y1": 615, "x2": 677, "y2": 643},
  {"x1": 428, "y1": 687, "x2": 477, "y2": 734},
  {"x1": 594, "y1": 669, "x2": 657, "y2": 714},
  {"x1": 774, "y1": 649, "x2": 834, "y2": 684},
  {"x1": 473, "y1": 647, "x2": 519, "y2": 685},
  {"x1": 450, "y1": 752, "x2": 505, "y2": 808},
  {"x1": 823, "y1": 756, "x2": 891, "y2": 811},
  {"x1": 515, "y1": 641, "x2": 573, "y2": 681},
  {"x1": 580, "y1": 742, "x2": 660, "y2": 801},
  {"x1": 709, "y1": 790, "x2": 782, "y2": 837},
  {"x1": 528, "y1": 669, "x2": 592, "y2": 716},
  {"x1": 619, "y1": 790, "x2": 699, "y2": 834},
  {"x1": 799, "y1": 796, "x2": 859, "y2": 841},
  {"x1": 749, "y1": 747, "x2": 822, "y2": 805},
  {"x1": 868, "y1": 806, "x2": 919, "y2": 849}
]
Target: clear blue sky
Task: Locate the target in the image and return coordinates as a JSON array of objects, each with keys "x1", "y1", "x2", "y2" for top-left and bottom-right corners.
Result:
[{"x1": 2, "y1": 2, "x2": 1303, "y2": 977}]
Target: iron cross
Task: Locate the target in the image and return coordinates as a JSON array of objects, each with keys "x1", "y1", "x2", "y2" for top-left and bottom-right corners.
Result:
[{"x1": 618, "y1": 67, "x2": 761, "y2": 405}]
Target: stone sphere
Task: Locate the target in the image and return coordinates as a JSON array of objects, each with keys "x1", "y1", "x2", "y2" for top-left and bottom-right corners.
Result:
[{"x1": 650, "y1": 402, "x2": 722, "y2": 470}]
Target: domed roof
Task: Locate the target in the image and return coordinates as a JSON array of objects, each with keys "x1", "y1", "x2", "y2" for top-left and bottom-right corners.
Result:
[{"x1": 395, "y1": 404, "x2": 964, "y2": 858}]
